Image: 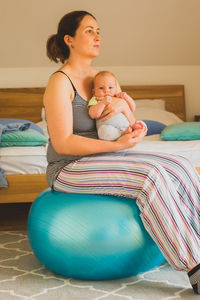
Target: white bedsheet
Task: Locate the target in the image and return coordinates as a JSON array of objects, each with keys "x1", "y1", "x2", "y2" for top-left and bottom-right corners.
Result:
[
  {"x1": 130, "y1": 134, "x2": 200, "y2": 168},
  {"x1": 1, "y1": 135, "x2": 200, "y2": 175},
  {"x1": 0, "y1": 146, "x2": 48, "y2": 175}
]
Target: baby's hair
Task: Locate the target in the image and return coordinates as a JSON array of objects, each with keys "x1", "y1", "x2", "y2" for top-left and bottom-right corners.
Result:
[{"x1": 93, "y1": 71, "x2": 117, "y2": 87}]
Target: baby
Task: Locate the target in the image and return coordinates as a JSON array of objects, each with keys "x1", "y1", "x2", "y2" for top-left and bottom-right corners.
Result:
[{"x1": 88, "y1": 71, "x2": 145, "y2": 141}]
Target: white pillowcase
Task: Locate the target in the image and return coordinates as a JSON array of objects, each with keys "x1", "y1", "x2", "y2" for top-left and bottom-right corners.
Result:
[
  {"x1": 134, "y1": 108, "x2": 183, "y2": 125},
  {"x1": 135, "y1": 99, "x2": 165, "y2": 110},
  {"x1": 39, "y1": 108, "x2": 49, "y2": 138},
  {"x1": 39, "y1": 101, "x2": 181, "y2": 134},
  {"x1": 37, "y1": 120, "x2": 49, "y2": 138},
  {"x1": 41, "y1": 107, "x2": 46, "y2": 120}
]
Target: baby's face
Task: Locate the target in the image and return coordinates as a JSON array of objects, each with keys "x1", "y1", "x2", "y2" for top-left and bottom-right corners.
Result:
[{"x1": 93, "y1": 75, "x2": 117, "y2": 97}]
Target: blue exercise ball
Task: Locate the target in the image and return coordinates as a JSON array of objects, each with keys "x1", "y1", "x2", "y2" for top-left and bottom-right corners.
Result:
[{"x1": 27, "y1": 189, "x2": 165, "y2": 280}]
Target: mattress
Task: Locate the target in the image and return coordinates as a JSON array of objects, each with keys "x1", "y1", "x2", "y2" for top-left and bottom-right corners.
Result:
[
  {"x1": 1, "y1": 135, "x2": 200, "y2": 175},
  {"x1": 131, "y1": 134, "x2": 200, "y2": 168},
  {"x1": 0, "y1": 145, "x2": 48, "y2": 175}
]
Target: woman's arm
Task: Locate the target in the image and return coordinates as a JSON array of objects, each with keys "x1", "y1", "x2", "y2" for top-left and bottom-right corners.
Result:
[
  {"x1": 115, "y1": 92, "x2": 136, "y2": 112},
  {"x1": 44, "y1": 74, "x2": 143, "y2": 155},
  {"x1": 111, "y1": 78, "x2": 135, "y2": 114}
]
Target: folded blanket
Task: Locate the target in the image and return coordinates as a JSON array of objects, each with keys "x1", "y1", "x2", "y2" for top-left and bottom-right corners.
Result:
[
  {"x1": 0, "y1": 121, "x2": 31, "y2": 188},
  {"x1": 0, "y1": 168, "x2": 8, "y2": 188},
  {"x1": 0, "y1": 122, "x2": 31, "y2": 142}
]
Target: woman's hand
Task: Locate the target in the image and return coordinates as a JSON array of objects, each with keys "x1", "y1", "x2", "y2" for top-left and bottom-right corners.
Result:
[
  {"x1": 97, "y1": 97, "x2": 134, "y2": 125},
  {"x1": 115, "y1": 125, "x2": 147, "y2": 150},
  {"x1": 115, "y1": 92, "x2": 136, "y2": 112}
]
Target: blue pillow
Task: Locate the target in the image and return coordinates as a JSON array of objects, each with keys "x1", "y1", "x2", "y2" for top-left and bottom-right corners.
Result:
[
  {"x1": 142, "y1": 120, "x2": 166, "y2": 136},
  {"x1": 0, "y1": 118, "x2": 44, "y2": 135}
]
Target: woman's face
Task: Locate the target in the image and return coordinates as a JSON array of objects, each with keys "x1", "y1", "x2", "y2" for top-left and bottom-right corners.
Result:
[{"x1": 71, "y1": 15, "x2": 101, "y2": 59}]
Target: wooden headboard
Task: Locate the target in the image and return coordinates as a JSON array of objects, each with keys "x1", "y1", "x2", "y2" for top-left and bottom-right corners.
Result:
[
  {"x1": 0, "y1": 88, "x2": 45, "y2": 123},
  {"x1": 122, "y1": 85, "x2": 185, "y2": 121},
  {"x1": 0, "y1": 85, "x2": 185, "y2": 122}
]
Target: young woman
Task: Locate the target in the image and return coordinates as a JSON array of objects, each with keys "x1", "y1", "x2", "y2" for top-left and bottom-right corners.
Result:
[{"x1": 44, "y1": 10, "x2": 200, "y2": 294}]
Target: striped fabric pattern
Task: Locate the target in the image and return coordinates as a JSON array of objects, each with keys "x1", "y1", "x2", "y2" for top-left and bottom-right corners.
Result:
[{"x1": 54, "y1": 151, "x2": 200, "y2": 272}]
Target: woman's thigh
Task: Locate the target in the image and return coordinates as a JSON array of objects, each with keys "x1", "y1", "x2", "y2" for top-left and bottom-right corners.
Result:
[
  {"x1": 53, "y1": 151, "x2": 199, "y2": 197},
  {"x1": 54, "y1": 151, "x2": 148, "y2": 196},
  {"x1": 53, "y1": 151, "x2": 200, "y2": 270}
]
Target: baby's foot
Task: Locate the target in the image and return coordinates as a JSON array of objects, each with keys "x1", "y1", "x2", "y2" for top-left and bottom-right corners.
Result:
[{"x1": 133, "y1": 120, "x2": 147, "y2": 131}]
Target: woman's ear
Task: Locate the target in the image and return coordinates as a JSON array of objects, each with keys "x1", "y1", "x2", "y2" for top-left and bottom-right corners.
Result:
[{"x1": 64, "y1": 35, "x2": 73, "y2": 47}]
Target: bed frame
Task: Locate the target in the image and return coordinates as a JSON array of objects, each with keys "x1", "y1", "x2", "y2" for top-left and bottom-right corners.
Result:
[{"x1": 0, "y1": 85, "x2": 199, "y2": 203}]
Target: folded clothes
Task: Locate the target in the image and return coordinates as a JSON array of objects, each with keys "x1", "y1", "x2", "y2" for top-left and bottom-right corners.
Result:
[
  {"x1": 0, "y1": 167, "x2": 8, "y2": 188},
  {"x1": 0, "y1": 122, "x2": 31, "y2": 142},
  {"x1": 0, "y1": 119, "x2": 41, "y2": 188}
]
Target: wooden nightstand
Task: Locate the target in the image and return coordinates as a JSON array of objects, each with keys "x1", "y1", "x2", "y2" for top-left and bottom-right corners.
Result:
[{"x1": 194, "y1": 115, "x2": 200, "y2": 122}]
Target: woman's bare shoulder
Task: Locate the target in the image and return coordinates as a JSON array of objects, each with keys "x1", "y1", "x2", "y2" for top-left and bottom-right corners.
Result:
[
  {"x1": 44, "y1": 71, "x2": 74, "y2": 105},
  {"x1": 47, "y1": 69, "x2": 75, "y2": 90}
]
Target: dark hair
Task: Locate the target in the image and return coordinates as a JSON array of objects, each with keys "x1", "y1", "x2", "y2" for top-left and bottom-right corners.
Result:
[{"x1": 46, "y1": 10, "x2": 96, "y2": 64}]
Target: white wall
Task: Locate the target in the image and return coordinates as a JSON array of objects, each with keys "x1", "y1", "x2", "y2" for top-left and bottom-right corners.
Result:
[
  {"x1": 1, "y1": 0, "x2": 200, "y2": 67},
  {"x1": 0, "y1": 66, "x2": 199, "y2": 121},
  {"x1": 1, "y1": 0, "x2": 200, "y2": 121}
]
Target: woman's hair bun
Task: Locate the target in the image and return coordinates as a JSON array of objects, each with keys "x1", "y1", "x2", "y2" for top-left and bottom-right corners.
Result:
[{"x1": 46, "y1": 33, "x2": 68, "y2": 64}]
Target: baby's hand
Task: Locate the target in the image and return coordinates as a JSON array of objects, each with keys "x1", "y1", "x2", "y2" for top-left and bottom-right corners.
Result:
[
  {"x1": 96, "y1": 96, "x2": 112, "y2": 105},
  {"x1": 104, "y1": 96, "x2": 112, "y2": 104}
]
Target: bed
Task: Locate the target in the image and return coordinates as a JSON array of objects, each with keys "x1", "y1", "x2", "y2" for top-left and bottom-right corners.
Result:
[
  {"x1": 0, "y1": 88, "x2": 48, "y2": 203},
  {"x1": 0, "y1": 85, "x2": 199, "y2": 204}
]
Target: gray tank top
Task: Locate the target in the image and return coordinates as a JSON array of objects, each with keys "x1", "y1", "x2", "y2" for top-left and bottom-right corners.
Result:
[{"x1": 46, "y1": 71, "x2": 98, "y2": 187}]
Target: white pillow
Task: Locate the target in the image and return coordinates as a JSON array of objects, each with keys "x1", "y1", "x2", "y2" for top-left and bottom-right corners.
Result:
[
  {"x1": 37, "y1": 120, "x2": 49, "y2": 138},
  {"x1": 41, "y1": 107, "x2": 46, "y2": 120},
  {"x1": 135, "y1": 99, "x2": 165, "y2": 110},
  {"x1": 39, "y1": 108, "x2": 49, "y2": 138},
  {"x1": 134, "y1": 108, "x2": 183, "y2": 125}
]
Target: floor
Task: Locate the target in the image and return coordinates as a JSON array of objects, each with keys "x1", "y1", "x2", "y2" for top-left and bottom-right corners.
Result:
[
  {"x1": 0, "y1": 203, "x2": 196, "y2": 299},
  {"x1": 0, "y1": 202, "x2": 31, "y2": 231}
]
